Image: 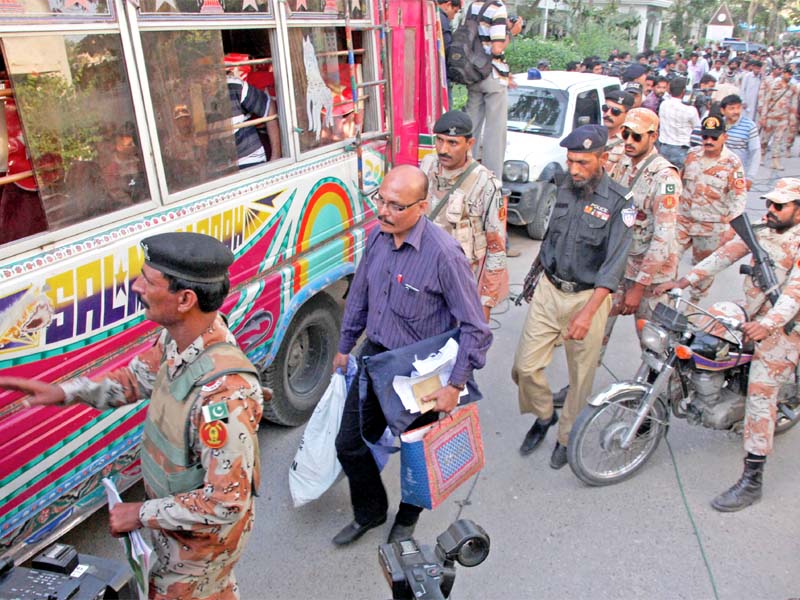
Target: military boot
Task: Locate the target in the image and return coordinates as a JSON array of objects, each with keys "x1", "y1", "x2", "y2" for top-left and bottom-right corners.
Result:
[{"x1": 710, "y1": 454, "x2": 765, "y2": 512}]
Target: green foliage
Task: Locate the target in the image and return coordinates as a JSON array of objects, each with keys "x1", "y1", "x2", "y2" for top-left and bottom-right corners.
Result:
[
  {"x1": 506, "y1": 38, "x2": 581, "y2": 71},
  {"x1": 13, "y1": 72, "x2": 101, "y2": 167}
]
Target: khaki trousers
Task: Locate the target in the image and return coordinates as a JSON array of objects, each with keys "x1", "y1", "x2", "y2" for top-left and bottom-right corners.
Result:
[{"x1": 512, "y1": 275, "x2": 612, "y2": 446}]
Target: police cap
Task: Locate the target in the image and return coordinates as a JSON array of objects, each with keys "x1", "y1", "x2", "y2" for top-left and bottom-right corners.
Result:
[
  {"x1": 622, "y1": 63, "x2": 647, "y2": 82},
  {"x1": 560, "y1": 124, "x2": 608, "y2": 152},
  {"x1": 433, "y1": 110, "x2": 473, "y2": 137},
  {"x1": 700, "y1": 114, "x2": 726, "y2": 138},
  {"x1": 624, "y1": 81, "x2": 643, "y2": 96},
  {"x1": 605, "y1": 90, "x2": 635, "y2": 109},
  {"x1": 141, "y1": 232, "x2": 234, "y2": 284}
]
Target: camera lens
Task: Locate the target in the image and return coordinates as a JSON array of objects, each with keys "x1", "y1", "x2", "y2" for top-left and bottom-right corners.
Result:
[{"x1": 457, "y1": 537, "x2": 490, "y2": 567}]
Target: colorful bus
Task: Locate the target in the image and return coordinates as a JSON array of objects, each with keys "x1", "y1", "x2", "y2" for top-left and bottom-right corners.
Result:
[{"x1": 0, "y1": 0, "x2": 446, "y2": 562}]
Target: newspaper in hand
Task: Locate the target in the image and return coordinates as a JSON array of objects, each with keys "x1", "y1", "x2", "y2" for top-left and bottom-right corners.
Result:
[{"x1": 102, "y1": 477, "x2": 153, "y2": 600}]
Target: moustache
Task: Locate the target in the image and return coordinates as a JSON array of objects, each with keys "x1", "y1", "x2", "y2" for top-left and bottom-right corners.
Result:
[
  {"x1": 378, "y1": 216, "x2": 394, "y2": 226},
  {"x1": 137, "y1": 294, "x2": 150, "y2": 309},
  {"x1": 438, "y1": 153, "x2": 451, "y2": 160},
  {"x1": 603, "y1": 115, "x2": 613, "y2": 124}
]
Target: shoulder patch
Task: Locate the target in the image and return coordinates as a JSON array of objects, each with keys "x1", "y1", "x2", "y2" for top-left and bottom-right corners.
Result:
[
  {"x1": 662, "y1": 195, "x2": 677, "y2": 209},
  {"x1": 661, "y1": 182, "x2": 677, "y2": 195},
  {"x1": 621, "y1": 206, "x2": 637, "y2": 228}
]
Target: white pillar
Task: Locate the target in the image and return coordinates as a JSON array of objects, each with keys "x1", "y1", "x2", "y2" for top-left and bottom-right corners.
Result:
[
  {"x1": 636, "y1": 6, "x2": 648, "y2": 52},
  {"x1": 652, "y1": 17, "x2": 662, "y2": 48}
]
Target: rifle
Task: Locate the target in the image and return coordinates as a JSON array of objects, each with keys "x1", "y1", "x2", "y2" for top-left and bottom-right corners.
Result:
[
  {"x1": 730, "y1": 214, "x2": 793, "y2": 334},
  {"x1": 514, "y1": 255, "x2": 544, "y2": 306}
]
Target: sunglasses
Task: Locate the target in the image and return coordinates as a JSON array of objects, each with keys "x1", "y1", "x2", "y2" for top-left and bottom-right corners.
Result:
[
  {"x1": 602, "y1": 104, "x2": 624, "y2": 117},
  {"x1": 766, "y1": 199, "x2": 793, "y2": 211},
  {"x1": 701, "y1": 134, "x2": 721, "y2": 140},
  {"x1": 621, "y1": 129, "x2": 645, "y2": 142}
]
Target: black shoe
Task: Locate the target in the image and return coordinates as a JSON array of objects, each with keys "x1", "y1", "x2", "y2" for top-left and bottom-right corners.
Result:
[
  {"x1": 711, "y1": 455, "x2": 765, "y2": 512},
  {"x1": 552, "y1": 385, "x2": 569, "y2": 409},
  {"x1": 550, "y1": 442, "x2": 568, "y2": 469},
  {"x1": 332, "y1": 516, "x2": 387, "y2": 546},
  {"x1": 520, "y1": 412, "x2": 558, "y2": 456},
  {"x1": 387, "y1": 521, "x2": 417, "y2": 543}
]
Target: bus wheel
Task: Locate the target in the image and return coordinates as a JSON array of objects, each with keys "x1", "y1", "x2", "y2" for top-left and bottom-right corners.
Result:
[{"x1": 261, "y1": 292, "x2": 342, "y2": 426}]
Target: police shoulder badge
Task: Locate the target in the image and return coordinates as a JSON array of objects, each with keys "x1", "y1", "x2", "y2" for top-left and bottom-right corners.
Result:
[
  {"x1": 200, "y1": 421, "x2": 228, "y2": 449},
  {"x1": 621, "y1": 205, "x2": 637, "y2": 228}
]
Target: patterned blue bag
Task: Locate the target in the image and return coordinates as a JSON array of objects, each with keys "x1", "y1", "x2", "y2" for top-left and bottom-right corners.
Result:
[{"x1": 400, "y1": 404, "x2": 484, "y2": 510}]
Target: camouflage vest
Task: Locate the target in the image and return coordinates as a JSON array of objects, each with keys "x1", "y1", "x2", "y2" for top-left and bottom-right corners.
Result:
[
  {"x1": 617, "y1": 154, "x2": 677, "y2": 256},
  {"x1": 141, "y1": 342, "x2": 260, "y2": 499},
  {"x1": 426, "y1": 159, "x2": 491, "y2": 264}
]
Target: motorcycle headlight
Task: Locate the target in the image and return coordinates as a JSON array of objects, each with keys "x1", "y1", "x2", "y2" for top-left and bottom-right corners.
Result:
[
  {"x1": 640, "y1": 321, "x2": 669, "y2": 355},
  {"x1": 503, "y1": 160, "x2": 529, "y2": 183}
]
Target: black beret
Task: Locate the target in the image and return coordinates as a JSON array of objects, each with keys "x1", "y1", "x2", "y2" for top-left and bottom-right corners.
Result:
[
  {"x1": 700, "y1": 114, "x2": 726, "y2": 138},
  {"x1": 622, "y1": 63, "x2": 647, "y2": 82},
  {"x1": 433, "y1": 110, "x2": 473, "y2": 137},
  {"x1": 560, "y1": 124, "x2": 608, "y2": 152},
  {"x1": 624, "y1": 81, "x2": 643, "y2": 96},
  {"x1": 605, "y1": 90, "x2": 635, "y2": 109},
  {"x1": 141, "y1": 232, "x2": 234, "y2": 284}
]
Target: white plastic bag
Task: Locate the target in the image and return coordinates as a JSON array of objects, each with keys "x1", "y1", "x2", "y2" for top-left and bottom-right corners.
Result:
[{"x1": 289, "y1": 371, "x2": 347, "y2": 507}]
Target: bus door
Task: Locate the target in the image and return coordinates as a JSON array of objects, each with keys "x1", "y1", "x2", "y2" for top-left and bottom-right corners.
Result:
[{"x1": 387, "y1": 0, "x2": 421, "y2": 165}]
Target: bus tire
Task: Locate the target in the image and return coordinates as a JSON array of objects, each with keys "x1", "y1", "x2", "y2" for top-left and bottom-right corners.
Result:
[{"x1": 261, "y1": 292, "x2": 342, "y2": 426}]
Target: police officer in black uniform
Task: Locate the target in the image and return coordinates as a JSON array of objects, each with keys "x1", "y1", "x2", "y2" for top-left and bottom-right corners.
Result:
[{"x1": 511, "y1": 124, "x2": 634, "y2": 469}]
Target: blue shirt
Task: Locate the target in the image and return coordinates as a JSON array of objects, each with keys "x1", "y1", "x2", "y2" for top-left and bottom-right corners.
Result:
[
  {"x1": 339, "y1": 216, "x2": 492, "y2": 384},
  {"x1": 724, "y1": 115, "x2": 761, "y2": 179}
]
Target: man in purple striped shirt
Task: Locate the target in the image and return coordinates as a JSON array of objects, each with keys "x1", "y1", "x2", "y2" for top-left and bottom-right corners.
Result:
[{"x1": 331, "y1": 165, "x2": 492, "y2": 547}]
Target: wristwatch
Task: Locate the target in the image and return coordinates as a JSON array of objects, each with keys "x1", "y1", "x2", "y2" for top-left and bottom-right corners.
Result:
[{"x1": 449, "y1": 381, "x2": 466, "y2": 392}]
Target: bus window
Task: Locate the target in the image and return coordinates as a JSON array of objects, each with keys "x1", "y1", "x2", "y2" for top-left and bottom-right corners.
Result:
[
  {"x1": 289, "y1": 27, "x2": 376, "y2": 154},
  {"x1": 141, "y1": 29, "x2": 284, "y2": 194},
  {"x1": 139, "y1": 0, "x2": 269, "y2": 15},
  {"x1": 286, "y1": 0, "x2": 367, "y2": 19},
  {"x1": 0, "y1": 34, "x2": 149, "y2": 246}
]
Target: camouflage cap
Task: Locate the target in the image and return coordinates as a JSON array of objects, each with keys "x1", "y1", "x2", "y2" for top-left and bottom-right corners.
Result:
[
  {"x1": 622, "y1": 107, "x2": 659, "y2": 134},
  {"x1": 141, "y1": 232, "x2": 234, "y2": 284},
  {"x1": 762, "y1": 177, "x2": 800, "y2": 205}
]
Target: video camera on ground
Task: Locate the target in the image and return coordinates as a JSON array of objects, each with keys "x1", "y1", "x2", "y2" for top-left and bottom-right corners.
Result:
[
  {"x1": 0, "y1": 543, "x2": 133, "y2": 599},
  {"x1": 378, "y1": 519, "x2": 490, "y2": 600}
]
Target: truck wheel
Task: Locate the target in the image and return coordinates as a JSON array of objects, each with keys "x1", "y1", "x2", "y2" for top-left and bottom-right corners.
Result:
[
  {"x1": 261, "y1": 292, "x2": 341, "y2": 426},
  {"x1": 525, "y1": 182, "x2": 557, "y2": 240}
]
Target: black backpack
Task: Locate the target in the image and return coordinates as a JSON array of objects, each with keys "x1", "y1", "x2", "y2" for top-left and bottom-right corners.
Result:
[{"x1": 446, "y1": 1, "x2": 495, "y2": 86}]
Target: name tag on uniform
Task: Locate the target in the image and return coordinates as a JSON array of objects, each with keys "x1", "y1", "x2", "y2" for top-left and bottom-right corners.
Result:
[
  {"x1": 202, "y1": 401, "x2": 229, "y2": 423},
  {"x1": 585, "y1": 203, "x2": 610, "y2": 222}
]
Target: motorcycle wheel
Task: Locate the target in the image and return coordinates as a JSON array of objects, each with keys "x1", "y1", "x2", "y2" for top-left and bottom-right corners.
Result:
[
  {"x1": 775, "y1": 396, "x2": 800, "y2": 435},
  {"x1": 567, "y1": 390, "x2": 668, "y2": 486}
]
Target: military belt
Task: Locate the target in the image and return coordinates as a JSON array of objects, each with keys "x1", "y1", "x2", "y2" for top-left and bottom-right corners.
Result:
[{"x1": 545, "y1": 270, "x2": 593, "y2": 293}]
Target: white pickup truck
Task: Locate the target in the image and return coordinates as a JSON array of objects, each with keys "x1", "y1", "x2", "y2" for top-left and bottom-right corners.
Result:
[{"x1": 502, "y1": 71, "x2": 621, "y2": 239}]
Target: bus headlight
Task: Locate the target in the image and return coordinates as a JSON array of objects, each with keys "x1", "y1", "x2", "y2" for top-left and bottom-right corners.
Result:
[{"x1": 503, "y1": 161, "x2": 529, "y2": 183}]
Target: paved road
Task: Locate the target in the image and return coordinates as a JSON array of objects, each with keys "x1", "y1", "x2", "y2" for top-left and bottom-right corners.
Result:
[{"x1": 62, "y1": 160, "x2": 800, "y2": 599}]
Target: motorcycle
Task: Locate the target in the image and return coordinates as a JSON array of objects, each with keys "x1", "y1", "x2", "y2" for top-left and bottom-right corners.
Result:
[{"x1": 567, "y1": 289, "x2": 800, "y2": 486}]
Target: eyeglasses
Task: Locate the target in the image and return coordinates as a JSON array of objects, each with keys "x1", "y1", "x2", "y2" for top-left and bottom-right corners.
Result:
[
  {"x1": 374, "y1": 193, "x2": 425, "y2": 213},
  {"x1": 701, "y1": 134, "x2": 720, "y2": 140},
  {"x1": 766, "y1": 199, "x2": 793, "y2": 211},
  {"x1": 602, "y1": 104, "x2": 624, "y2": 117},
  {"x1": 620, "y1": 129, "x2": 645, "y2": 142}
]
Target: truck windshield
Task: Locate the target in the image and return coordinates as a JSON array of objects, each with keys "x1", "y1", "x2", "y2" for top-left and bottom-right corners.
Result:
[{"x1": 506, "y1": 87, "x2": 567, "y2": 137}]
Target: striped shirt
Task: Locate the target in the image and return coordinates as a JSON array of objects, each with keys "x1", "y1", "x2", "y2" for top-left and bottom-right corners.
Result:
[
  {"x1": 227, "y1": 75, "x2": 270, "y2": 168},
  {"x1": 469, "y1": 0, "x2": 509, "y2": 83},
  {"x1": 724, "y1": 115, "x2": 761, "y2": 179},
  {"x1": 338, "y1": 216, "x2": 492, "y2": 384}
]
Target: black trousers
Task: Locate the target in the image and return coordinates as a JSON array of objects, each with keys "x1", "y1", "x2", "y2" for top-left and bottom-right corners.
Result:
[{"x1": 335, "y1": 339, "x2": 438, "y2": 526}]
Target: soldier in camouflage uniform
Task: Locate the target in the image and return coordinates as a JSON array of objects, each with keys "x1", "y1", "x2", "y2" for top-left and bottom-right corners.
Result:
[
  {"x1": 602, "y1": 90, "x2": 635, "y2": 175},
  {"x1": 678, "y1": 115, "x2": 747, "y2": 304},
  {"x1": 656, "y1": 178, "x2": 800, "y2": 512},
  {"x1": 603, "y1": 108, "x2": 681, "y2": 351},
  {"x1": 0, "y1": 233, "x2": 264, "y2": 600},
  {"x1": 758, "y1": 66, "x2": 798, "y2": 170},
  {"x1": 420, "y1": 111, "x2": 508, "y2": 320}
]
